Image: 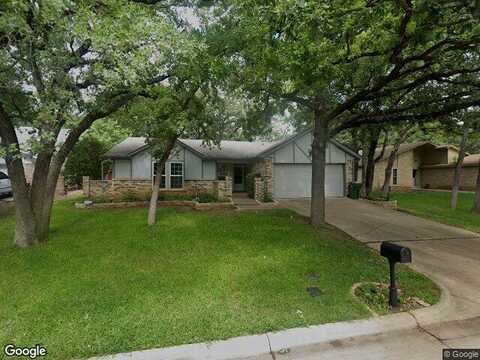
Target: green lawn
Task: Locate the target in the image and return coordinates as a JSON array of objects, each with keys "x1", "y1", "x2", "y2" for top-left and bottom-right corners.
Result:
[
  {"x1": 391, "y1": 190, "x2": 480, "y2": 233},
  {"x1": 0, "y1": 200, "x2": 439, "y2": 359}
]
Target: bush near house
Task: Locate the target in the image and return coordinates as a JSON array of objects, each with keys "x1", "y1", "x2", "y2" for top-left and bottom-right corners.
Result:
[
  {"x1": 245, "y1": 172, "x2": 259, "y2": 199},
  {"x1": 64, "y1": 137, "x2": 108, "y2": 187}
]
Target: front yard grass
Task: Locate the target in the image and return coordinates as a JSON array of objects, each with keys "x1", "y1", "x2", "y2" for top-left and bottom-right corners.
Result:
[
  {"x1": 390, "y1": 190, "x2": 480, "y2": 233},
  {"x1": 0, "y1": 200, "x2": 440, "y2": 359}
]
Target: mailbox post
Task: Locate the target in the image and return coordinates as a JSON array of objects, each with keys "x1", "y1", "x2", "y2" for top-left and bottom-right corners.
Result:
[{"x1": 380, "y1": 242, "x2": 412, "y2": 309}]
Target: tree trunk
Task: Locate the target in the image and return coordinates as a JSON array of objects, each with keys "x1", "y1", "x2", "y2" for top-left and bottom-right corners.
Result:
[
  {"x1": 30, "y1": 151, "x2": 54, "y2": 241},
  {"x1": 310, "y1": 109, "x2": 328, "y2": 228},
  {"x1": 361, "y1": 127, "x2": 380, "y2": 198},
  {"x1": 7, "y1": 157, "x2": 39, "y2": 247},
  {"x1": 451, "y1": 127, "x2": 469, "y2": 210},
  {"x1": 473, "y1": 159, "x2": 480, "y2": 214},
  {"x1": 360, "y1": 131, "x2": 369, "y2": 198},
  {"x1": 0, "y1": 107, "x2": 39, "y2": 246},
  {"x1": 148, "y1": 136, "x2": 177, "y2": 226},
  {"x1": 381, "y1": 142, "x2": 401, "y2": 199}
]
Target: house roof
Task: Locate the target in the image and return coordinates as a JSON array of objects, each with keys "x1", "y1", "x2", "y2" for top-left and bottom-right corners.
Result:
[
  {"x1": 374, "y1": 141, "x2": 461, "y2": 162},
  {"x1": 102, "y1": 137, "x2": 149, "y2": 159},
  {"x1": 374, "y1": 141, "x2": 432, "y2": 161},
  {"x1": 463, "y1": 154, "x2": 480, "y2": 166},
  {"x1": 178, "y1": 139, "x2": 283, "y2": 160},
  {"x1": 102, "y1": 130, "x2": 360, "y2": 161},
  {"x1": 421, "y1": 154, "x2": 480, "y2": 169},
  {"x1": 102, "y1": 137, "x2": 283, "y2": 160}
]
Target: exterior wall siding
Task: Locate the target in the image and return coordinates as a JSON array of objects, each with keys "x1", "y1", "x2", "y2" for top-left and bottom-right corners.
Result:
[
  {"x1": 132, "y1": 151, "x2": 152, "y2": 179},
  {"x1": 114, "y1": 159, "x2": 132, "y2": 179}
]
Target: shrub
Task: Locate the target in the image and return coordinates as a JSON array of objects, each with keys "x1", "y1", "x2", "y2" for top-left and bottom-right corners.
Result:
[
  {"x1": 245, "y1": 173, "x2": 259, "y2": 199},
  {"x1": 64, "y1": 136, "x2": 108, "y2": 187},
  {"x1": 158, "y1": 193, "x2": 194, "y2": 201},
  {"x1": 197, "y1": 192, "x2": 218, "y2": 203},
  {"x1": 367, "y1": 191, "x2": 389, "y2": 202},
  {"x1": 93, "y1": 195, "x2": 114, "y2": 203}
]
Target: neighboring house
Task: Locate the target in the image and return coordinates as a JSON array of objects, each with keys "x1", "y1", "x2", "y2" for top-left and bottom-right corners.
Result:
[
  {"x1": 0, "y1": 127, "x2": 69, "y2": 194},
  {"x1": 421, "y1": 154, "x2": 480, "y2": 191},
  {"x1": 366, "y1": 141, "x2": 469, "y2": 190},
  {"x1": 94, "y1": 129, "x2": 360, "y2": 201}
]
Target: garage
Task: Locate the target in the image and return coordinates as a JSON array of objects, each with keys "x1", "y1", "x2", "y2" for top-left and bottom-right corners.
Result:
[{"x1": 274, "y1": 164, "x2": 345, "y2": 198}]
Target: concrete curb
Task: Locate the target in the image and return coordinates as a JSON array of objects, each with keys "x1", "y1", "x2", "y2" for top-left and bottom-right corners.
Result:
[{"x1": 88, "y1": 291, "x2": 451, "y2": 360}]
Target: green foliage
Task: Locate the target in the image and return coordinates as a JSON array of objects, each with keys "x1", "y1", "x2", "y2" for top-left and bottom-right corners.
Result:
[
  {"x1": 245, "y1": 173, "x2": 258, "y2": 199},
  {"x1": 64, "y1": 137, "x2": 107, "y2": 187},
  {"x1": 197, "y1": 192, "x2": 219, "y2": 203},
  {"x1": 119, "y1": 190, "x2": 151, "y2": 203},
  {"x1": 158, "y1": 193, "x2": 195, "y2": 201},
  {"x1": 262, "y1": 178, "x2": 274, "y2": 203}
]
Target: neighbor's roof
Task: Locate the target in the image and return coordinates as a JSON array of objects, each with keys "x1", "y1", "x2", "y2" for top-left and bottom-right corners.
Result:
[
  {"x1": 375, "y1": 141, "x2": 431, "y2": 161},
  {"x1": 375, "y1": 141, "x2": 460, "y2": 162},
  {"x1": 0, "y1": 126, "x2": 69, "y2": 165},
  {"x1": 421, "y1": 154, "x2": 480, "y2": 169},
  {"x1": 464, "y1": 154, "x2": 480, "y2": 166}
]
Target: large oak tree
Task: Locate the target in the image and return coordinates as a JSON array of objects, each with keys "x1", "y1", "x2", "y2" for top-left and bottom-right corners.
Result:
[{"x1": 0, "y1": 0, "x2": 202, "y2": 247}]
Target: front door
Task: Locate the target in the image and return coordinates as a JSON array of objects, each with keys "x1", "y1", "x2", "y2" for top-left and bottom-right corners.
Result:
[{"x1": 233, "y1": 165, "x2": 245, "y2": 192}]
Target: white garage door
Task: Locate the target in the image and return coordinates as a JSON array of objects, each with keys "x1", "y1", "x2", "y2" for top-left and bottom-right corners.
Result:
[{"x1": 273, "y1": 164, "x2": 344, "y2": 198}]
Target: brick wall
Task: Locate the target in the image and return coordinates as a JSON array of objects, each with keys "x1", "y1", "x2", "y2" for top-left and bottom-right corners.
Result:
[
  {"x1": 421, "y1": 166, "x2": 479, "y2": 191},
  {"x1": 83, "y1": 178, "x2": 152, "y2": 198},
  {"x1": 346, "y1": 159, "x2": 355, "y2": 184},
  {"x1": 251, "y1": 159, "x2": 273, "y2": 202},
  {"x1": 369, "y1": 151, "x2": 416, "y2": 190},
  {"x1": 82, "y1": 176, "x2": 232, "y2": 201}
]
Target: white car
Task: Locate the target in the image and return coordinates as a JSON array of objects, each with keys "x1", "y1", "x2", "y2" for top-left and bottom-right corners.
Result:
[{"x1": 0, "y1": 171, "x2": 12, "y2": 197}]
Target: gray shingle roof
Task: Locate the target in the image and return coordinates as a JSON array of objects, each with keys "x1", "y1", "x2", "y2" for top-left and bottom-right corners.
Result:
[
  {"x1": 102, "y1": 137, "x2": 283, "y2": 160},
  {"x1": 179, "y1": 139, "x2": 283, "y2": 160},
  {"x1": 102, "y1": 137, "x2": 148, "y2": 159}
]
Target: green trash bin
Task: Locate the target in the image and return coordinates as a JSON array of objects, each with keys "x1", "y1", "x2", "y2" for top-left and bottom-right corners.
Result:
[{"x1": 348, "y1": 182, "x2": 362, "y2": 199}]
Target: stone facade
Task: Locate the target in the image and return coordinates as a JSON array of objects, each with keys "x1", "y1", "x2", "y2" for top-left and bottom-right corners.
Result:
[
  {"x1": 421, "y1": 166, "x2": 479, "y2": 191},
  {"x1": 346, "y1": 159, "x2": 355, "y2": 184},
  {"x1": 215, "y1": 176, "x2": 232, "y2": 201},
  {"x1": 82, "y1": 176, "x2": 232, "y2": 201},
  {"x1": 251, "y1": 159, "x2": 274, "y2": 202}
]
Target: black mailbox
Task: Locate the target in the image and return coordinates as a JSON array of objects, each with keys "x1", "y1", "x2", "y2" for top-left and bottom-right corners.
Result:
[
  {"x1": 380, "y1": 242, "x2": 412, "y2": 309},
  {"x1": 380, "y1": 242, "x2": 412, "y2": 264}
]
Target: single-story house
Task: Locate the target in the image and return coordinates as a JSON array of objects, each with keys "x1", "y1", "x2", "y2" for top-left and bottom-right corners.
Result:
[
  {"x1": 93, "y1": 129, "x2": 360, "y2": 201},
  {"x1": 366, "y1": 141, "x2": 479, "y2": 190}
]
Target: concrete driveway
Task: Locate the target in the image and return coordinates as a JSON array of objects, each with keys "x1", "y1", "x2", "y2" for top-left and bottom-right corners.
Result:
[{"x1": 272, "y1": 197, "x2": 480, "y2": 359}]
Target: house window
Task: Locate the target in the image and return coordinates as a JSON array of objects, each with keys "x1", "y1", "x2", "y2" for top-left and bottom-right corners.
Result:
[
  {"x1": 153, "y1": 162, "x2": 166, "y2": 188},
  {"x1": 392, "y1": 169, "x2": 398, "y2": 185},
  {"x1": 170, "y1": 162, "x2": 183, "y2": 189}
]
